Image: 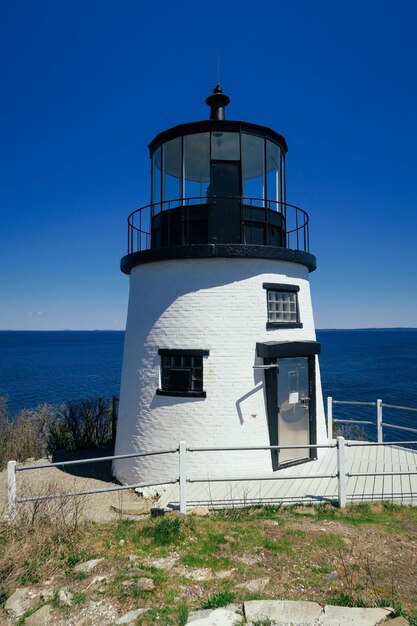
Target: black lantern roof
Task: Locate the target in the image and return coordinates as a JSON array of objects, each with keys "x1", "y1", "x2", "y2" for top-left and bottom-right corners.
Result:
[{"x1": 148, "y1": 85, "x2": 288, "y2": 155}]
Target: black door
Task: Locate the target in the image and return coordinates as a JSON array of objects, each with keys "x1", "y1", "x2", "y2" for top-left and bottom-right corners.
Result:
[{"x1": 209, "y1": 161, "x2": 241, "y2": 243}]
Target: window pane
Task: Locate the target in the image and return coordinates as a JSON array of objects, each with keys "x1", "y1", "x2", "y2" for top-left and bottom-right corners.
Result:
[
  {"x1": 152, "y1": 147, "x2": 162, "y2": 213},
  {"x1": 242, "y1": 133, "x2": 264, "y2": 204},
  {"x1": 211, "y1": 132, "x2": 240, "y2": 160},
  {"x1": 163, "y1": 138, "x2": 182, "y2": 206},
  {"x1": 266, "y1": 140, "x2": 280, "y2": 208},
  {"x1": 281, "y1": 153, "x2": 286, "y2": 204},
  {"x1": 184, "y1": 133, "x2": 210, "y2": 202},
  {"x1": 267, "y1": 291, "x2": 298, "y2": 323},
  {"x1": 160, "y1": 353, "x2": 205, "y2": 393}
]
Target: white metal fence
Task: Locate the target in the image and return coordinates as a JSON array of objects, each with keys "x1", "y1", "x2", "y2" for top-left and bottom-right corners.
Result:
[
  {"x1": 327, "y1": 396, "x2": 417, "y2": 442},
  {"x1": 6, "y1": 397, "x2": 417, "y2": 523}
]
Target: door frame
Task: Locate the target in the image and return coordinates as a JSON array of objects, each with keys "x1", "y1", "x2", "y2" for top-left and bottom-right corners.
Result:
[{"x1": 257, "y1": 341, "x2": 320, "y2": 471}]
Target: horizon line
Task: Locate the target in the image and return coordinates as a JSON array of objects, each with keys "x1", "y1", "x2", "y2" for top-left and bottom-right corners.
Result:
[{"x1": 1, "y1": 327, "x2": 417, "y2": 332}]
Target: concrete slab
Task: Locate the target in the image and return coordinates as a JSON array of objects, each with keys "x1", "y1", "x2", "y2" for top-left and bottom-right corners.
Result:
[
  {"x1": 323, "y1": 605, "x2": 393, "y2": 625},
  {"x1": 186, "y1": 607, "x2": 243, "y2": 625},
  {"x1": 382, "y1": 618, "x2": 409, "y2": 626},
  {"x1": 244, "y1": 600, "x2": 322, "y2": 625}
]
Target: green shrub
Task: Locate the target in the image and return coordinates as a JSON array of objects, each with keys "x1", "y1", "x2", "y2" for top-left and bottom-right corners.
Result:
[
  {"x1": 47, "y1": 397, "x2": 114, "y2": 453},
  {"x1": 0, "y1": 395, "x2": 116, "y2": 468},
  {"x1": 202, "y1": 590, "x2": 235, "y2": 609},
  {"x1": 177, "y1": 602, "x2": 189, "y2": 626},
  {"x1": 0, "y1": 398, "x2": 55, "y2": 469},
  {"x1": 145, "y1": 517, "x2": 182, "y2": 545}
]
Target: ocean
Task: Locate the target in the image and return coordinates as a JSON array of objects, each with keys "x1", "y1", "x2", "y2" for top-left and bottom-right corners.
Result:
[{"x1": 1, "y1": 329, "x2": 417, "y2": 441}]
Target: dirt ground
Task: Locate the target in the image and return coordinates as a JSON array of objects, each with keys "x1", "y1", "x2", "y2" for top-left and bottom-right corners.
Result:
[{"x1": 0, "y1": 452, "x2": 148, "y2": 523}]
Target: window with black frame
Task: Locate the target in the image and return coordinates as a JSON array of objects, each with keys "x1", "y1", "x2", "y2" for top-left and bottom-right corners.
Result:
[
  {"x1": 157, "y1": 349, "x2": 209, "y2": 397},
  {"x1": 263, "y1": 283, "x2": 303, "y2": 329}
]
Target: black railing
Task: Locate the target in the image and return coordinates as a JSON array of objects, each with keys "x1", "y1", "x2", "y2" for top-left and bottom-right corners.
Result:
[{"x1": 126, "y1": 197, "x2": 310, "y2": 255}]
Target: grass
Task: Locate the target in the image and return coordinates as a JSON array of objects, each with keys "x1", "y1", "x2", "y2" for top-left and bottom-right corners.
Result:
[
  {"x1": 202, "y1": 590, "x2": 236, "y2": 608},
  {"x1": 2, "y1": 502, "x2": 417, "y2": 623}
]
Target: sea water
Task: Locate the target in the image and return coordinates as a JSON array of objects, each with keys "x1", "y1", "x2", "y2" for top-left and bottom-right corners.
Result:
[{"x1": 1, "y1": 329, "x2": 416, "y2": 440}]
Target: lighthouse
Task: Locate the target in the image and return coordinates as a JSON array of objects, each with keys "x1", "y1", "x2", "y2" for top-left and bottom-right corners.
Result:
[{"x1": 113, "y1": 87, "x2": 327, "y2": 487}]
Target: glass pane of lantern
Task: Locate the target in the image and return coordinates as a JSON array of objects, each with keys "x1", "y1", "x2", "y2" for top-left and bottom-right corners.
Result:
[
  {"x1": 211, "y1": 132, "x2": 240, "y2": 160},
  {"x1": 266, "y1": 140, "x2": 280, "y2": 208},
  {"x1": 184, "y1": 133, "x2": 210, "y2": 203},
  {"x1": 152, "y1": 147, "x2": 162, "y2": 213},
  {"x1": 242, "y1": 133, "x2": 265, "y2": 206},
  {"x1": 281, "y1": 153, "x2": 286, "y2": 204},
  {"x1": 163, "y1": 138, "x2": 182, "y2": 207}
]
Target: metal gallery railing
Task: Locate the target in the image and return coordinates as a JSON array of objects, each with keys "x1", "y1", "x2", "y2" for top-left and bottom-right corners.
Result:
[
  {"x1": 326, "y1": 396, "x2": 417, "y2": 443},
  {"x1": 126, "y1": 197, "x2": 310, "y2": 254}
]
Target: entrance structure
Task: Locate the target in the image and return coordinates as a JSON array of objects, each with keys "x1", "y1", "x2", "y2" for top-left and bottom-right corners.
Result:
[{"x1": 113, "y1": 86, "x2": 327, "y2": 486}]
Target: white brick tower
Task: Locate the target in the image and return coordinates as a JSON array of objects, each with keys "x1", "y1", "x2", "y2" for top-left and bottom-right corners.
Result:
[{"x1": 113, "y1": 86, "x2": 326, "y2": 486}]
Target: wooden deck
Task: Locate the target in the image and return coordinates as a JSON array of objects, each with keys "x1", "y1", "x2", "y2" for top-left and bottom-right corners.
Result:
[{"x1": 158, "y1": 442, "x2": 417, "y2": 510}]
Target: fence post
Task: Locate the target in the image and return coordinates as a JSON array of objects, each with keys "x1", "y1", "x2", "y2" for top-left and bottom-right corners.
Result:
[
  {"x1": 179, "y1": 441, "x2": 187, "y2": 515},
  {"x1": 327, "y1": 396, "x2": 333, "y2": 439},
  {"x1": 336, "y1": 437, "x2": 347, "y2": 508},
  {"x1": 376, "y1": 399, "x2": 383, "y2": 443},
  {"x1": 7, "y1": 461, "x2": 16, "y2": 523}
]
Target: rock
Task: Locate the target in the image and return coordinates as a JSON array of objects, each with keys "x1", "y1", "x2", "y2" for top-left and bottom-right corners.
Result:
[
  {"x1": 187, "y1": 608, "x2": 240, "y2": 623},
  {"x1": 150, "y1": 507, "x2": 167, "y2": 517},
  {"x1": 244, "y1": 600, "x2": 322, "y2": 624},
  {"x1": 215, "y1": 569, "x2": 235, "y2": 579},
  {"x1": 58, "y1": 587, "x2": 74, "y2": 607},
  {"x1": 119, "y1": 539, "x2": 125, "y2": 545},
  {"x1": 383, "y1": 618, "x2": 409, "y2": 626},
  {"x1": 323, "y1": 605, "x2": 393, "y2": 625},
  {"x1": 237, "y1": 577, "x2": 270, "y2": 593},
  {"x1": 39, "y1": 588, "x2": 54, "y2": 602},
  {"x1": 187, "y1": 609, "x2": 213, "y2": 622},
  {"x1": 187, "y1": 607, "x2": 242, "y2": 625},
  {"x1": 189, "y1": 506, "x2": 210, "y2": 516},
  {"x1": 4, "y1": 587, "x2": 37, "y2": 617},
  {"x1": 125, "y1": 568, "x2": 147, "y2": 577},
  {"x1": 235, "y1": 554, "x2": 262, "y2": 565},
  {"x1": 88, "y1": 575, "x2": 108, "y2": 587},
  {"x1": 25, "y1": 605, "x2": 52, "y2": 626},
  {"x1": 133, "y1": 577, "x2": 155, "y2": 591},
  {"x1": 326, "y1": 570, "x2": 339, "y2": 580},
  {"x1": 71, "y1": 600, "x2": 118, "y2": 625},
  {"x1": 111, "y1": 501, "x2": 153, "y2": 516},
  {"x1": 174, "y1": 567, "x2": 213, "y2": 581},
  {"x1": 144, "y1": 556, "x2": 178, "y2": 570},
  {"x1": 74, "y1": 558, "x2": 104, "y2": 574},
  {"x1": 115, "y1": 608, "x2": 149, "y2": 624},
  {"x1": 127, "y1": 555, "x2": 139, "y2": 562}
]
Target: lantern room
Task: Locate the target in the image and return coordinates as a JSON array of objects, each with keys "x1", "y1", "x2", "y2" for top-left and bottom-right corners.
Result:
[{"x1": 148, "y1": 85, "x2": 289, "y2": 249}]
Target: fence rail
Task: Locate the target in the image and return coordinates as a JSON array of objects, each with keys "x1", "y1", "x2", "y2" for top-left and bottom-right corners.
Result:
[
  {"x1": 327, "y1": 396, "x2": 417, "y2": 443},
  {"x1": 6, "y1": 397, "x2": 417, "y2": 523}
]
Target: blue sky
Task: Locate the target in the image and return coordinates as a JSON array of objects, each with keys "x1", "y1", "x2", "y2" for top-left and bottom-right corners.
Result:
[{"x1": 1, "y1": 0, "x2": 416, "y2": 330}]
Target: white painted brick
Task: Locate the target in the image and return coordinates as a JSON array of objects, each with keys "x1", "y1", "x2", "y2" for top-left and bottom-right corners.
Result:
[{"x1": 114, "y1": 257, "x2": 326, "y2": 485}]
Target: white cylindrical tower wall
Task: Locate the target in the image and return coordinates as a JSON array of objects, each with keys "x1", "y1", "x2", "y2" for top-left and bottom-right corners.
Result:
[{"x1": 114, "y1": 257, "x2": 326, "y2": 485}]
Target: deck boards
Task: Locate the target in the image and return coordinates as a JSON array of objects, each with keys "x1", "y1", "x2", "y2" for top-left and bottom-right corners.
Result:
[{"x1": 158, "y1": 443, "x2": 417, "y2": 510}]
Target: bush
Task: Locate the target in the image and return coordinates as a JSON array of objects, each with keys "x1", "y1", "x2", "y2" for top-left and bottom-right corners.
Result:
[
  {"x1": 0, "y1": 398, "x2": 55, "y2": 469},
  {"x1": 202, "y1": 590, "x2": 235, "y2": 609},
  {"x1": 47, "y1": 397, "x2": 114, "y2": 454},
  {"x1": 0, "y1": 396, "x2": 116, "y2": 468},
  {"x1": 144, "y1": 517, "x2": 182, "y2": 546}
]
